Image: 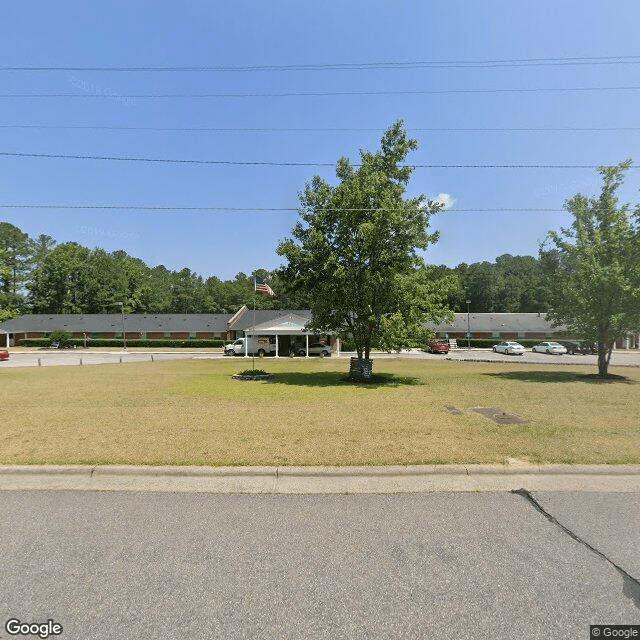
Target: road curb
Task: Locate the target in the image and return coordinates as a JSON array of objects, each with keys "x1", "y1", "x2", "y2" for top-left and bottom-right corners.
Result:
[
  {"x1": 1, "y1": 464, "x2": 640, "y2": 477},
  {"x1": 1, "y1": 464, "x2": 640, "y2": 494}
]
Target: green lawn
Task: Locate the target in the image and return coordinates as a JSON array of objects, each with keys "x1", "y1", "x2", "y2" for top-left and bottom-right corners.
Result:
[{"x1": 1, "y1": 358, "x2": 638, "y2": 466}]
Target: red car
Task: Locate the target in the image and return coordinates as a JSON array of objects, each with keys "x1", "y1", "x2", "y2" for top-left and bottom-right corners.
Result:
[
  {"x1": 0, "y1": 350, "x2": 9, "y2": 361},
  {"x1": 426, "y1": 339, "x2": 450, "y2": 354}
]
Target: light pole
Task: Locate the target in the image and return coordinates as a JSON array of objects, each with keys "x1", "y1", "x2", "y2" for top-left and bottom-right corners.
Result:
[
  {"x1": 116, "y1": 302, "x2": 127, "y2": 350},
  {"x1": 466, "y1": 300, "x2": 471, "y2": 350}
]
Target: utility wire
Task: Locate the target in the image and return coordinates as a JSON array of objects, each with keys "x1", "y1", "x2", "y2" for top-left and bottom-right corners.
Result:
[
  {"x1": 2, "y1": 55, "x2": 640, "y2": 71},
  {"x1": 0, "y1": 204, "x2": 565, "y2": 213},
  {"x1": 2, "y1": 86, "x2": 640, "y2": 98},
  {"x1": 0, "y1": 151, "x2": 635, "y2": 169},
  {"x1": 1, "y1": 125, "x2": 639, "y2": 132}
]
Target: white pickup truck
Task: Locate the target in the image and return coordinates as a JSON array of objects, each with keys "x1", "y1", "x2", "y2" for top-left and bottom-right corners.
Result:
[{"x1": 224, "y1": 336, "x2": 276, "y2": 357}]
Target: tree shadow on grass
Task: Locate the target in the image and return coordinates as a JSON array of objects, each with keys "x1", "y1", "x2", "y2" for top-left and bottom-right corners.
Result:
[
  {"x1": 264, "y1": 371, "x2": 424, "y2": 389},
  {"x1": 484, "y1": 370, "x2": 637, "y2": 385}
]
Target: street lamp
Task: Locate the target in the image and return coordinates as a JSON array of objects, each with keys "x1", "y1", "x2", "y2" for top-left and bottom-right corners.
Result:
[
  {"x1": 116, "y1": 302, "x2": 127, "y2": 350},
  {"x1": 466, "y1": 300, "x2": 471, "y2": 350}
]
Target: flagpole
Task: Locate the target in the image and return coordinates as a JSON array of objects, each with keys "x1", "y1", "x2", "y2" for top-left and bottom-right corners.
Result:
[{"x1": 252, "y1": 276, "x2": 256, "y2": 370}]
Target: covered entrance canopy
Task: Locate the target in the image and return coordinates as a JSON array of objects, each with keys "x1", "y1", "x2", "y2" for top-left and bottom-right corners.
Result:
[{"x1": 244, "y1": 313, "x2": 336, "y2": 358}]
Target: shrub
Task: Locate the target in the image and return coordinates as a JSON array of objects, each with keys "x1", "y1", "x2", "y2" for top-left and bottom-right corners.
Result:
[
  {"x1": 48, "y1": 330, "x2": 73, "y2": 347},
  {"x1": 339, "y1": 339, "x2": 383, "y2": 352},
  {"x1": 17, "y1": 338, "x2": 225, "y2": 348}
]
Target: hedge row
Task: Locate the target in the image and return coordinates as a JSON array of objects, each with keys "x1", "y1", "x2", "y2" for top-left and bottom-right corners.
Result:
[{"x1": 18, "y1": 338, "x2": 226, "y2": 348}]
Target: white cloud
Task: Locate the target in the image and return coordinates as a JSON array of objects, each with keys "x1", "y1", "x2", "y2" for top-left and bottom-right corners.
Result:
[{"x1": 434, "y1": 193, "x2": 456, "y2": 210}]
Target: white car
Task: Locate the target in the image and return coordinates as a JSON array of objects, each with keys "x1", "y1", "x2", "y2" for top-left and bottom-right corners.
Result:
[
  {"x1": 532, "y1": 341, "x2": 567, "y2": 355},
  {"x1": 295, "y1": 342, "x2": 332, "y2": 357},
  {"x1": 492, "y1": 341, "x2": 526, "y2": 356}
]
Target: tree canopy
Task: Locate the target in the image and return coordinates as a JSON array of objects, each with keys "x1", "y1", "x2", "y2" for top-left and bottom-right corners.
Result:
[
  {"x1": 0, "y1": 222, "x2": 35, "y2": 315},
  {"x1": 541, "y1": 160, "x2": 640, "y2": 376},
  {"x1": 277, "y1": 120, "x2": 455, "y2": 362}
]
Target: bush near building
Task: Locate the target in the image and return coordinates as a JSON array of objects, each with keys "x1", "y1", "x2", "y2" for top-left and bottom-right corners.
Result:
[{"x1": 18, "y1": 338, "x2": 226, "y2": 348}]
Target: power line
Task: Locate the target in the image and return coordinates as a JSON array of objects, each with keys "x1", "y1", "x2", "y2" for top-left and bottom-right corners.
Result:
[
  {"x1": 0, "y1": 151, "x2": 635, "y2": 169},
  {"x1": 1, "y1": 125, "x2": 639, "y2": 133},
  {"x1": 2, "y1": 55, "x2": 640, "y2": 72},
  {"x1": 0, "y1": 204, "x2": 565, "y2": 213},
  {"x1": 2, "y1": 86, "x2": 640, "y2": 99}
]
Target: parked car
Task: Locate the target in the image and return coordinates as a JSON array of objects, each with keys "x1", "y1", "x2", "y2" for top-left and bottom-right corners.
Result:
[
  {"x1": 557, "y1": 340, "x2": 597, "y2": 355},
  {"x1": 492, "y1": 341, "x2": 526, "y2": 356},
  {"x1": 296, "y1": 342, "x2": 332, "y2": 357},
  {"x1": 0, "y1": 349, "x2": 9, "y2": 361},
  {"x1": 532, "y1": 341, "x2": 567, "y2": 355},
  {"x1": 425, "y1": 339, "x2": 450, "y2": 354}
]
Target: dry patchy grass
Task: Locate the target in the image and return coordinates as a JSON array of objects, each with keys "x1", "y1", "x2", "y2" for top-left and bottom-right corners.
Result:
[{"x1": 1, "y1": 358, "x2": 638, "y2": 465}]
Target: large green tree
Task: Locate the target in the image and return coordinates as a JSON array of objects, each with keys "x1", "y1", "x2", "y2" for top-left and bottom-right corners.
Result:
[
  {"x1": 0, "y1": 222, "x2": 32, "y2": 312},
  {"x1": 277, "y1": 121, "x2": 454, "y2": 371},
  {"x1": 28, "y1": 242, "x2": 92, "y2": 313},
  {"x1": 541, "y1": 160, "x2": 640, "y2": 377}
]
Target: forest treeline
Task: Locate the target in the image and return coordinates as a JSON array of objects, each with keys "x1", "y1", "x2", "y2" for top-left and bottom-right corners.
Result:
[{"x1": 0, "y1": 221, "x2": 553, "y2": 318}]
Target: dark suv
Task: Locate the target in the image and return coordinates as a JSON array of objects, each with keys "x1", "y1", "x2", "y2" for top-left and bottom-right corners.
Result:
[{"x1": 558, "y1": 340, "x2": 597, "y2": 355}]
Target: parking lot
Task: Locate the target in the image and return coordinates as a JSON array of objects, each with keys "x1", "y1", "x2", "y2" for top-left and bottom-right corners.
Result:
[
  {"x1": 377, "y1": 348, "x2": 640, "y2": 368},
  {"x1": 450, "y1": 348, "x2": 640, "y2": 367}
]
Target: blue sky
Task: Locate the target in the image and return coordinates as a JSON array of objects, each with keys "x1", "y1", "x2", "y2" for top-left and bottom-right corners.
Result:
[{"x1": 1, "y1": 1, "x2": 639, "y2": 280}]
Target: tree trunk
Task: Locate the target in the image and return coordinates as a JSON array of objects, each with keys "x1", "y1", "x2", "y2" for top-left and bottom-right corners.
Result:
[{"x1": 597, "y1": 346, "x2": 609, "y2": 377}]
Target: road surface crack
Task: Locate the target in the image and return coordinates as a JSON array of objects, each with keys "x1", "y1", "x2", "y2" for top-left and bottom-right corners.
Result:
[{"x1": 513, "y1": 488, "x2": 640, "y2": 610}]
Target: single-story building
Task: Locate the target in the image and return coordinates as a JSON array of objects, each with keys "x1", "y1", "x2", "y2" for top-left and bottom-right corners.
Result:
[
  {"x1": 429, "y1": 312, "x2": 565, "y2": 341},
  {"x1": 225, "y1": 306, "x2": 312, "y2": 341},
  {"x1": 243, "y1": 312, "x2": 337, "y2": 357},
  {"x1": 0, "y1": 313, "x2": 231, "y2": 346},
  {"x1": 1, "y1": 309, "x2": 637, "y2": 349},
  {"x1": 428, "y1": 312, "x2": 639, "y2": 349},
  {"x1": 0, "y1": 306, "x2": 327, "y2": 350}
]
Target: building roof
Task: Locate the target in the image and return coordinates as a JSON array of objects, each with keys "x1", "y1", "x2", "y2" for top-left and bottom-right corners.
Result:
[
  {"x1": 229, "y1": 308, "x2": 312, "y2": 331},
  {"x1": 0, "y1": 313, "x2": 233, "y2": 333},
  {"x1": 0, "y1": 310, "x2": 566, "y2": 336},
  {"x1": 427, "y1": 312, "x2": 566, "y2": 334},
  {"x1": 246, "y1": 313, "x2": 316, "y2": 334}
]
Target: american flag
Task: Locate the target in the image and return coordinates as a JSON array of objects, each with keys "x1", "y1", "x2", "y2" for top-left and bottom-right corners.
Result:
[{"x1": 255, "y1": 276, "x2": 276, "y2": 297}]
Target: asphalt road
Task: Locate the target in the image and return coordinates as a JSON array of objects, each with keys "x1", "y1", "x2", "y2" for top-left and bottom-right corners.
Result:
[
  {"x1": 1, "y1": 491, "x2": 638, "y2": 640},
  {"x1": 3, "y1": 348, "x2": 640, "y2": 368},
  {"x1": 0, "y1": 350, "x2": 220, "y2": 368}
]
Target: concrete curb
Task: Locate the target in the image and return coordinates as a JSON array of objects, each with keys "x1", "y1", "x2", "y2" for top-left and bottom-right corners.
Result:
[
  {"x1": 1, "y1": 464, "x2": 640, "y2": 477},
  {"x1": 1, "y1": 464, "x2": 640, "y2": 494}
]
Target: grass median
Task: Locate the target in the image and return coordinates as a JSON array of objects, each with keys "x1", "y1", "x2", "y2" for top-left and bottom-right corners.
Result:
[{"x1": 1, "y1": 358, "x2": 638, "y2": 466}]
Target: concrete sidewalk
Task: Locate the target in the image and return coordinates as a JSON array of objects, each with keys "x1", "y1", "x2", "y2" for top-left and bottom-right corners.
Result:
[{"x1": 1, "y1": 464, "x2": 639, "y2": 494}]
